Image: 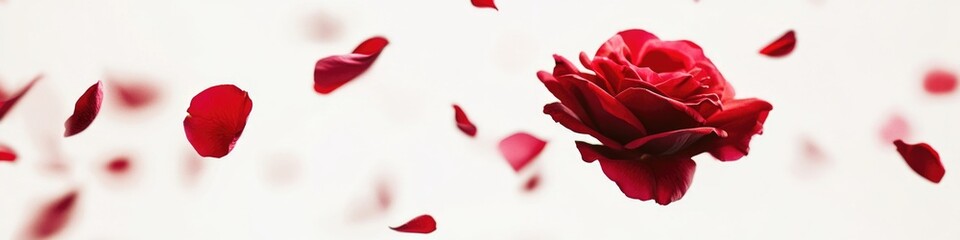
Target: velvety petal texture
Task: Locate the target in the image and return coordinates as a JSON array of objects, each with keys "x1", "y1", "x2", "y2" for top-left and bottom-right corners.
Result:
[
  {"x1": 759, "y1": 30, "x2": 796, "y2": 57},
  {"x1": 314, "y1": 36, "x2": 388, "y2": 94},
  {"x1": 64, "y1": 81, "x2": 104, "y2": 137},
  {"x1": 894, "y1": 140, "x2": 945, "y2": 183},
  {"x1": 498, "y1": 132, "x2": 547, "y2": 172},
  {"x1": 390, "y1": 215, "x2": 436, "y2": 234},
  {"x1": 25, "y1": 190, "x2": 78, "y2": 239},
  {"x1": 471, "y1": 0, "x2": 497, "y2": 10},
  {"x1": 0, "y1": 75, "x2": 42, "y2": 122},
  {"x1": 537, "y1": 29, "x2": 772, "y2": 205},
  {"x1": 453, "y1": 104, "x2": 477, "y2": 137},
  {"x1": 183, "y1": 85, "x2": 253, "y2": 158}
]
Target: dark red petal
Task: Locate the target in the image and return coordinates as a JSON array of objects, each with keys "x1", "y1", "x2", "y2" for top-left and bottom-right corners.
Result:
[
  {"x1": 390, "y1": 215, "x2": 436, "y2": 234},
  {"x1": 470, "y1": 0, "x2": 497, "y2": 10},
  {"x1": 498, "y1": 132, "x2": 547, "y2": 172},
  {"x1": 106, "y1": 157, "x2": 131, "y2": 175},
  {"x1": 894, "y1": 140, "x2": 945, "y2": 183},
  {"x1": 110, "y1": 80, "x2": 159, "y2": 109},
  {"x1": 0, "y1": 144, "x2": 16, "y2": 162},
  {"x1": 759, "y1": 30, "x2": 796, "y2": 57},
  {"x1": 314, "y1": 36, "x2": 388, "y2": 94},
  {"x1": 615, "y1": 87, "x2": 705, "y2": 133},
  {"x1": 577, "y1": 142, "x2": 695, "y2": 205},
  {"x1": 596, "y1": 30, "x2": 660, "y2": 63},
  {"x1": 537, "y1": 71, "x2": 594, "y2": 127},
  {"x1": 923, "y1": 69, "x2": 957, "y2": 95},
  {"x1": 880, "y1": 113, "x2": 910, "y2": 144},
  {"x1": 561, "y1": 74, "x2": 647, "y2": 142},
  {"x1": 543, "y1": 102, "x2": 621, "y2": 148},
  {"x1": 523, "y1": 172, "x2": 541, "y2": 192},
  {"x1": 63, "y1": 81, "x2": 104, "y2": 137},
  {"x1": 624, "y1": 127, "x2": 725, "y2": 156},
  {"x1": 552, "y1": 55, "x2": 580, "y2": 76},
  {"x1": 26, "y1": 190, "x2": 78, "y2": 239},
  {"x1": 183, "y1": 85, "x2": 253, "y2": 158},
  {"x1": 452, "y1": 104, "x2": 477, "y2": 137},
  {"x1": 705, "y1": 98, "x2": 773, "y2": 161},
  {"x1": 0, "y1": 75, "x2": 42, "y2": 122}
]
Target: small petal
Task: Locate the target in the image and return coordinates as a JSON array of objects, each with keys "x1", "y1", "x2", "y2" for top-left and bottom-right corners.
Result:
[
  {"x1": 0, "y1": 75, "x2": 42, "y2": 122},
  {"x1": 106, "y1": 157, "x2": 131, "y2": 175},
  {"x1": 110, "y1": 80, "x2": 159, "y2": 109},
  {"x1": 184, "y1": 85, "x2": 253, "y2": 158},
  {"x1": 314, "y1": 36, "x2": 389, "y2": 94},
  {"x1": 0, "y1": 144, "x2": 16, "y2": 162},
  {"x1": 498, "y1": 132, "x2": 547, "y2": 172},
  {"x1": 759, "y1": 30, "x2": 796, "y2": 57},
  {"x1": 880, "y1": 113, "x2": 910, "y2": 144},
  {"x1": 470, "y1": 0, "x2": 498, "y2": 10},
  {"x1": 894, "y1": 140, "x2": 945, "y2": 183},
  {"x1": 25, "y1": 190, "x2": 78, "y2": 239},
  {"x1": 64, "y1": 81, "x2": 104, "y2": 137},
  {"x1": 390, "y1": 215, "x2": 436, "y2": 234},
  {"x1": 923, "y1": 69, "x2": 957, "y2": 95},
  {"x1": 523, "y1": 173, "x2": 541, "y2": 192},
  {"x1": 452, "y1": 104, "x2": 477, "y2": 137}
]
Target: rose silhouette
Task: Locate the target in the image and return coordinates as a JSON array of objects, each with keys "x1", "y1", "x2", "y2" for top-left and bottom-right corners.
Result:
[{"x1": 538, "y1": 29, "x2": 772, "y2": 205}]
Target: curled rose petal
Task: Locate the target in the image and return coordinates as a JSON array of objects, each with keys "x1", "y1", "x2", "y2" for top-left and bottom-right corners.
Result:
[
  {"x1": 880, "y1": 113, "x2": 910, "y2": 144},
  {"x1": 471, "y1": 0, "x2": 498, "y2": 10},
  {"x1": 923, "y1": 69, "x2": 957, "y2": 95},
  {"x1": 25, "y1": 190, "x2": 78, "y2": 239},
  {"x1": 314, "y1": 36, "x2": 389, "y2": 94},
  {"x1": 183, "y1": 85, "x2": 252, "y2": 158},
  {"x1": 64, "y1": 81, "x2": 104, "y2": 137},
  {"x1": 893, "y1": 140, "x2": 945, "y2": 183},
  {"x1": 110, "y1": 80, "x2": 159, "y2": 109},
  {"x1": 452, "y1": 104, "x2": 477, "y2": 137},
  {"x1": 0, "y1": 144, "x2": 16, "y2": 162},
  {"x1": 390, "y1": 214, "x2": 436, "y2": 234},
  {"x1": 498, "y1": 132, "x2": 547, "y2": 172},
  {"x1": 704, "y1": 98, "x2": 773, "y2": 161},
  {"x1": 759, "y1": 30, "x2": 796, "y2": 57},
  {"x1": 0, "y1": 75, "x2": 42, "y2": 122},
  {"x1": 106, "y1": 157, "x2": 131, "y2": 175}
]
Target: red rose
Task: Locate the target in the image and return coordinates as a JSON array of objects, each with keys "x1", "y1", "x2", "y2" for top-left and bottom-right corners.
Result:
[{"x1": 538, "y1": 29, "x2": 772, "y2": 205}]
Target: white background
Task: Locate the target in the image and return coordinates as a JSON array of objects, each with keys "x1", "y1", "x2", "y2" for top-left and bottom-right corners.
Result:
[{"x1": 1, "y1": 0, "x2": 959, "y2": 239}]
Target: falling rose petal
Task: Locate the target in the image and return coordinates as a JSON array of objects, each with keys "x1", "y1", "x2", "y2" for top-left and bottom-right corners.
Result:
[
  {"x1": 923, "y1": 69, "x2": 957, "y2": 95},
  {"x1": 498, "y1": 132, "x2": 547, "y2": 172},
  {"x1": 759, "y1": 30, "x2": 796, "y2": 57},
  {"x1": 880, "y1": 113, "x2": 910, "y2": 144},
  {"x1": 63, "y1": 81, "x2": 104, "y2": 137},
  {"x1": 0, "y1": 75, "x2": 42, "y2": 122},
  {"x1": 390, "y1": 215, "x2": 436, "y2": 234},
  {"x1": 183, "y1": 85, "x2": 252, "y2": 158},
  {"x1": 523, "y1": 173, "x2": 541, "y2": 192},
  {"x1": 110, "y1": 80, "x2": 159, "y2": 109},
  {"x1": 453, "y1": 104, "x2": 477, "y2": 137},
  {"x1": 313, "y1": 36, "x2": 389, "y2": 94},
  {"x1": 471, "y1": 0, "x2": 498, "y2": 10},
  {"x1": 182, "y1": 150, "x2": 204, "y2": 186},
  {"x1": 376, "y1": 178, "x2": 392, "y2": 210},
  {"x1": 0, "y1": 144, "x2": 16, "y2": 162},
  {"x1": 801, "y1": 137, "x2": 827, "y2": 163},
  {"x1": 894, "y1": 140, "x2": 945, "y2": 183},
  {"x1": 305, "y1": 11, "x2": 343, "y2": 42},
  {"x1": 106, "y1": 157, "x2": 131, "y2": 175},
  {"x1": 25, "y1": 190, "x2": 78, "y2": 239}
]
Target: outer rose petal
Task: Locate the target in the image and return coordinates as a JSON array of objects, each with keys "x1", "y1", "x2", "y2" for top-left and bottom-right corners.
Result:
[
  {"x1": 0, "y1": 75, "x2": 42, "y2": 122},
  {"x1": 390, "y1": 215, "x2": 436, "y2": 234},
  {"x1": 561, "y1": 75, "x2": 647, "y2": 142},
  {"x1": 705, "y1": 98, "x2": 772, "y2": 161},
  {"x1": 537, "y1": 71, "x2": 594, "y2": 127},
  {"x1": 624, "y1": 127, "x2": 725, "y2": 156},
  {"x1": 576, "y1": 142, "x2": 695, "y2": 205},
  {"x1": 0, "y1": 144, "x2": 16, "y2": 162},
  {"x1": 314, "y1": 36, "x2": 388, "y2": 94},
  {"x1": 615, "y1": 87, "x2": 705, "y2": 133},
  {"x1": 470, "y1": 0, "x2": 497, "y2": 10},
  {"x1": 893, "y1": 140, "x2": 945, "y2": 183},
  {"x1": 25, "y1": 190, "x2": 78, "y2": 239},
  {"x1": 184, "y1": 85, "x2": 253, "y2": 158},
  {"x1": 596, "y1": 30, "x2": 660, "y2": 64},
  {"x1": 923, "y1": 69, "x2": 957, "y2": 95},
  {"x1": 759, "y1": 30, "x2": 796, "y2": 57},
  {"x1": 64, "y1": 81, "x2": 103, "y2": 137},
  {"x1": 453, "y1": 104, "x2": 477, "y2": 137},
  {"x1": 543, "y1": 102, "x2": 622, "y2": 148},
  {"x1": 499, "y1": 132, "x2": 547, "y2": 172}
]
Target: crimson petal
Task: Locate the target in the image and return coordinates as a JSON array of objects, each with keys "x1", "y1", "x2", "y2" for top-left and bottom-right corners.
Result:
[
  {"x1": 106, "y1": 157, "x2": 131, "y2": 175},
  {"x1": 705, "y1": 98, "x2": 773, "y2": 161},
  {"x1": 0, "y1": 75, "x2": 42, "y2": 122},
  {"x1": 452, "y1": 104, "x2": 477, "y2": 137},
  {"x1": 498, "y1": 132, "x2": 547, "y2": 172},
  {"x1": 390, "y1": 214, "x2": 436, "y2": 234},
  {"x1": 924, "y1": 69, "x2": 957, "y2": 95},
  {"x1": 624, "y1": 127, "x2": 725, "y2": 156},
  {"x1": 25, "y1": 190, "x2": 78, "y2": 239},
  {"x1": 523, "y1": 173, "x2": 541, "y2": 192},
  {"x1": 543, "y1": 102, "x2": 621, "y2": 148},
  {"x1": 759, "y1": 30, "x2": 796, "y2": 57},
  {"x1": 183, "y1": 85, "x2": 253, "y2": 158},
  {"x1": 576, "y1": 142, "x2": 695, "y2": 205},
  {"x1": 470, "y1": 0, "x2": 497, "y2": 10},
  {"x1": 894, "y1": 140, "x2": 945, "y2": 183},
  {"x1": 314, "y1": 36, "x2": 388, "y2": 94},
  {"x1": 63, "y1": 81, "x2": 104, "y2": 137},
  {"x1": 111, "y1": 80, "x2": 159, "y2": 109},
  {"x1": 0, "y1": 144, "x2": 16, "y2": 162}
]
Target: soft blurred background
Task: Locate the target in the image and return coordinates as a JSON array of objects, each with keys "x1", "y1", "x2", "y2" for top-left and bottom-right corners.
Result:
[{"x1": 1, "y1": 0, "x2": 959, "y2": 239}]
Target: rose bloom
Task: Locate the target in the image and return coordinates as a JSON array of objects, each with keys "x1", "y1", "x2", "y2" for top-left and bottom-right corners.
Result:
[{"x1": 538, "y1": 29, "x2": 772, "y2": 205}]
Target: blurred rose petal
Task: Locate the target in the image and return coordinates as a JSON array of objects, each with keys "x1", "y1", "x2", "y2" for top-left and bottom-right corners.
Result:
[
  {"x1": 314, "y1": 36, "x2": 389, "y2": 94},
  {"x1": 801, "y1": 137, "x2": 827, "y2": 162},
  {"x1": 25, "y1": 190, "x2": 78, "y2": 239},
  {"x1": 923, "y1": 69, "x2": 957, "y2": 95},
  {"x1": 305, "y1": 11, "x2": 342, "y2": 42},
  {"x1": 499, "y1": 132, "x2": 547, "y2": 172},
  {"x1": 759, "y1": 30, "x2": 796, "y2": 57},
  {"x1": 894, "y1": 140, "x2": 945, "y2": 183},
  {"x1": 183, "y1": 85, "x2": 252, "y2": 158},
  {"x1": 880, "y1": 113, "x2": 910, "y2": 144},
  {"x1": 106, "y1": 157, "x2": 131, "y2": 175},
  {"x1": 0, "y1": 75, "x2": 42, "y2": 122},
  {"x1": 64, "y1": 81, "x2": 103, "y2": 137},
  {"x1": 0, "y1": 144, "x2": 16, "y2": 162},
  {"x1": 110, "y1": 80, "x2": 159, "y2": 109},
  {"x1": 390, "y1": 215, "x2": 436, "y2": 234},
  {"x1": 523, "y1": 172, "x2": 541, "y2": 192},
  {"x1": 471, "y1": 0, "x2": 498, "y2": 10},
  {"x1": 453, "y1": 104, "x2": 477, "y2": 137},
  {"x1": 182, "y1": 150, "x2": 204, "y2": 186},
  {"x1": 376, "y1": 178, "x2": 392, "y2": 210}
]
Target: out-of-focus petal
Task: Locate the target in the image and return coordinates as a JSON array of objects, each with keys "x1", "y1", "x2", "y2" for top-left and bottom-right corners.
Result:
[{"x1": 498, "y1": 132, "x2": 547, "y2": 172}]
